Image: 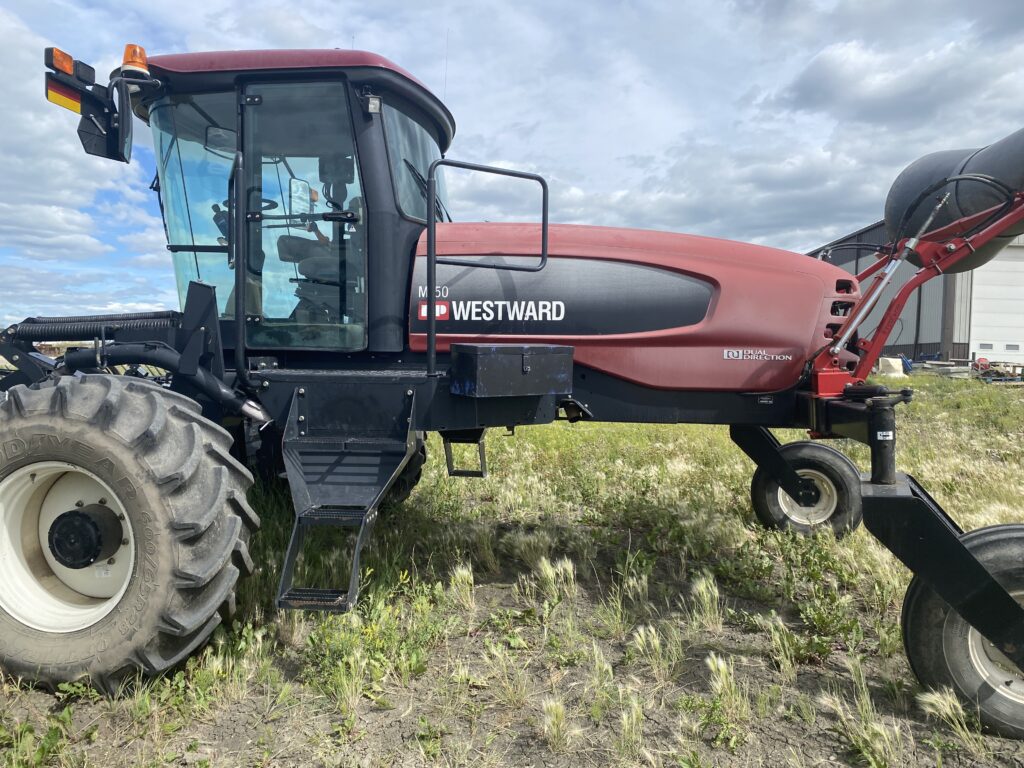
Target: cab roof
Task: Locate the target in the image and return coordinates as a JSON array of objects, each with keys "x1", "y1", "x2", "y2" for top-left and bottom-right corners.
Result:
[{"x1": 146, "y1": 49, "x2": 456, "y2": 150}]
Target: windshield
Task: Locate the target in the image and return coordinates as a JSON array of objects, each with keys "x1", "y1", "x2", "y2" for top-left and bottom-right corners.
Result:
[
  {"x1": 383, "y1": 101, "x2": 450, "y2": 222},
  {"x1": 149, "y1": 92, "x2": 235, "y2": 312}
]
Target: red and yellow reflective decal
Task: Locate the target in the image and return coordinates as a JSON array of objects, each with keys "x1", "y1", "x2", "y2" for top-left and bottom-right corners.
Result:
[{"x1": 45, "y1": 75, "x2": 81, "y2": 114}]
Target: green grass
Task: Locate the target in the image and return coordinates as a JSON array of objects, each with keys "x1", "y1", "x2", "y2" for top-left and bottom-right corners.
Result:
[{"x1": 2, "y1": 375, "x2": 1023, "y2": 766}]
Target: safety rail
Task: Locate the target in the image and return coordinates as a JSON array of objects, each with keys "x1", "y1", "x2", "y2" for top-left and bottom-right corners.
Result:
[
  {"x1": 425, "y1": 158, "x2": 549, "y2": 375},
  {"x1": 230, "y1": 151, "x2": 254, "y2": 389}
]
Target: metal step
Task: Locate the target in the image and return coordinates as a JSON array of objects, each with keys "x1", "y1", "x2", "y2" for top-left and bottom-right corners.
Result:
[
  {"x1": 442, "y1": 429, "x2": 488, "y2": 478},
  {"x1": 276, "y1": 382, "x2": 419, "y2": 613},
  {"x1": 299, "y1": 506, "x2": 368, "y2": 525},
  {"x1": 281, "y1": 384, "x2": 416, "y2": 517},
  {"x1": 278, "y1": 588, "x2": 351, "y2": 612},
  {"x1": 275, "y1": 510, "x2": 377, "y2": 613},
  {"x1": 285, "y1": 438, "x2": 409, "y2": 512}
]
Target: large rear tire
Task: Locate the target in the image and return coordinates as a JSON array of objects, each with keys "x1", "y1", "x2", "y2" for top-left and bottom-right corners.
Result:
[
  {"x1": 0, "y1": 374, "x2": 257, "y2": 690},
  {"x1": 902, "y1": 524, "x2": 1024, "y2": 739}
]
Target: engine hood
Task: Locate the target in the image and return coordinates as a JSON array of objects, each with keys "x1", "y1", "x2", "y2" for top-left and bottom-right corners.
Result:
[
  {"x1": 417, "y1": 222, "x2": 851, "y2": 282},
  {"x1": 410, "y1": 222, "x2": 859, "y2": 393}
]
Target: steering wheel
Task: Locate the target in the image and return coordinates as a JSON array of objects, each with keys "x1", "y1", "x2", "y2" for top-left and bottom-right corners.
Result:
[{"x1": 212, "y1": 197, "x2": 281, "y2": 244}]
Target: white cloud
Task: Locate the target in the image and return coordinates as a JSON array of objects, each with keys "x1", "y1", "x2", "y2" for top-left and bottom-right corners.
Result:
[{"x1": 0, "y1": 0, "x2": 1021, "y2": 328}]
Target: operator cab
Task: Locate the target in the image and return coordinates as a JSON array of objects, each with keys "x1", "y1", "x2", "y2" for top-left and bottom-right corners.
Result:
[{"x1": 136, "y1": 50, "x2": 456, "y2": 354}]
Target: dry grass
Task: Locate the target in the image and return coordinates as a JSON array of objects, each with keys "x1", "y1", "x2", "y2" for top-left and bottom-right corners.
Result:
[
  {"x1": 705, "y1": 652, "x2": 752, "y2": 731},
  {"x1": 448, "y1": 562, "x2": 476, "y2": 612},
  {"x1": 540, "y1": 695, "x2": 577, "y2": 753},
  {"x1": 685, "y1": 571, "x2": 724, "y2": 633},
  {"x1": 820, "y1": 657, "x2": 913, "y2": 767},
  {"x1": 630, "y1": 623, "x2": 686, "y2": 685},
  {"x1": 918, "y1": 687, "x2": 991, "y2": 760}
]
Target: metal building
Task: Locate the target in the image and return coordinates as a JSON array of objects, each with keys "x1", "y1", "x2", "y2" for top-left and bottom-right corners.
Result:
[{"x1": 811, "y1": 225, "x2": 1024, "y2": 363}]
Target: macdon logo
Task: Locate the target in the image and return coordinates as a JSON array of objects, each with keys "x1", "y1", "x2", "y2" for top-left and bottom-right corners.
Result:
[
  {"x1": 417, "y1": 301, "x2": 450, "y2": 320},
  {"x1": 723, "y1": 348, "x2": 794, "y2": 361},
  {"x1": 418, "y1": 300, "x2": 566, "y2": 322}
]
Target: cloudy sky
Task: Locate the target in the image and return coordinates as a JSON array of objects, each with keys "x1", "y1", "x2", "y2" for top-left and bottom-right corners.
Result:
[{"x1": 1, "y1": 0, "x2": 1022, "y2": 325}]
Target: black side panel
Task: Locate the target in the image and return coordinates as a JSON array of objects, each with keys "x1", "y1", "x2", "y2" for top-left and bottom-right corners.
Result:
[
  {"x1": 571, "y1": 366, "x2": 799, "y2": 426},
  {"x1": 409, "y1": 258, "x2": 713, "y2": 336},
  {"x1": 366, "y1": 208, "x2": 415, "y2": 351},
  {"x1": 354, "y1": 87, "x2": 423, "y2": 353}
]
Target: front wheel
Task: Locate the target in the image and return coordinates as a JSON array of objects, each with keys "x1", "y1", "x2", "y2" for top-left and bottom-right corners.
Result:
[
  {"x1": 750, "y1": 441, "x2": 862, "y2": 538},
  {"x1": 902, "y1": 524, "x2": 1024, "y2": 739}
]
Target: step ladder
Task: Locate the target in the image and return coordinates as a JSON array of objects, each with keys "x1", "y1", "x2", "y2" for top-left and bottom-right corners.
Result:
[
  {"x1": 442, "y1": 428, "x2": 487, "y2": 478},
  {"x1": 276, "y1": 384, "x2": 417, "y2": 612}
]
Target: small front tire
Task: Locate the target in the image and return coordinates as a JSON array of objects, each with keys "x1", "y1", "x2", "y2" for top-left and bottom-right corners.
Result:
[
  {"x1": 902, "y1": 524, "x2": 1024, "y2": 739},
  {"x1": 750, "y1": 441, "x2": 862, "y2": 538}
]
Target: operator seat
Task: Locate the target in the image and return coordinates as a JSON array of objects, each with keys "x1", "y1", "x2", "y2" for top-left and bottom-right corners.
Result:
[{"x1": 277, "y1": 234, "x2": 345, "y2": 288}]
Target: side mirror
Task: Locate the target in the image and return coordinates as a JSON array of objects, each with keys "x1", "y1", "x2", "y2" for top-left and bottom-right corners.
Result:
[
  {"x1": 47, "y1": 50, "x2": 140, "y2": 164},
  {"x1": 289, "y1": 178, "x2": 313, "y2": 216},
  {"x1": 113, "y1": 77, "x2": 133, "y2": 163},
  {"x1": 74, "y1": 76, "x2": 132, "y2": 162},
  {"x1": 204, "y1": 126, "x2": 237, "y2": 155}
]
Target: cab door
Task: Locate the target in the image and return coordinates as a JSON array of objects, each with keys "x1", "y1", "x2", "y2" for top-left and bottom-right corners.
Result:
[{"x1": 241, "y1": 81, "x2": 367, "y2": 350}]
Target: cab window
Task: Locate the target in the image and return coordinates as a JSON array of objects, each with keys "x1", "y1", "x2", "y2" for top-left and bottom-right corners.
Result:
[{"x1": 383, "y1": 101, "x2": 451, "y2": 222}]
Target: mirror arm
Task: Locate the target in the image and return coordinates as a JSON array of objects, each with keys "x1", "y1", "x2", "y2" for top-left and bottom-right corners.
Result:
[{"x1": 107, "y1": 75, "x2": 163, "y2": 90}]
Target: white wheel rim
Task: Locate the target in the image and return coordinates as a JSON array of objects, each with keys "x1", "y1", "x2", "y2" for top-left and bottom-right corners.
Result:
[
  {"x1": 0, "y1": 462, "x2": 134, "y2": 633},
  {"x1": 776, "y1": 469, "x2": 838, "y2": 526},
  {"x1": 961, "y1": 590, "x2": 1024, "y2": 706}
]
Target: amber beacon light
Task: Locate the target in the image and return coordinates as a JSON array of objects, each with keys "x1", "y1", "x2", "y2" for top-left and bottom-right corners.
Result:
[{"x1": 121, "y1": 43, "x2": 149, "y2": 76}]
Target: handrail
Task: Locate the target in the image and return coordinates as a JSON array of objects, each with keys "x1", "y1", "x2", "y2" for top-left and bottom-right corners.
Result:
[
  {"x1": 230, "y1": 151, "x2": 252, "y2": 388},
  {"x1": 425, "y1": 158, "x2": 550, "y2": 375}
]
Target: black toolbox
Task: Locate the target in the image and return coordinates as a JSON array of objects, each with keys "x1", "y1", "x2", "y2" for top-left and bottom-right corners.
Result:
[{"x1": 449, "y1": 344, "x2": 574, "y2": 398}]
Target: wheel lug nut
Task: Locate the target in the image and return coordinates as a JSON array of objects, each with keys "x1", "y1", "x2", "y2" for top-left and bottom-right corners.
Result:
[
  {"x1": 107, "y1": 558, "x2": 115, "y2": 565},
  {"x1": 121, "y1": 538, "x2": 129, "y2": 546},
  {"x1": 98, "y1": 498, "x2": 107, "y2": 505},
  {"x1": 75, "y1": 500, "x2": 84, "y2": 507}
]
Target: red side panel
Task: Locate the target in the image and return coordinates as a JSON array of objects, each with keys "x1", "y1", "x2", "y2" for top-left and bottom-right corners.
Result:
[{"x1": 409, "y1": 223, "x2": 860, "y2": 392}]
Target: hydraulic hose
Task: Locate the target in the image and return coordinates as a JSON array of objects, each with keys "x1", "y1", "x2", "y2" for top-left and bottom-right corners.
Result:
[
  {"x1": 20, "y1": 310, "x2": 180, "y2": 325},
  {"x1": 9, "y1": 318, "x2": 177, "y2": 342},
  {"x1": 62, "y1": 344, "x2": 271, "y2": 423}
]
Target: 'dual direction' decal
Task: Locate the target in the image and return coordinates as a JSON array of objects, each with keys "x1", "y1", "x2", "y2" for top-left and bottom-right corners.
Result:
[
  {"x1": 723, "y1": 348, "x2": 794, "y2": 361},
  {"x1": 410, "y1": 257, "x2": 713, "y2": 336}
]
